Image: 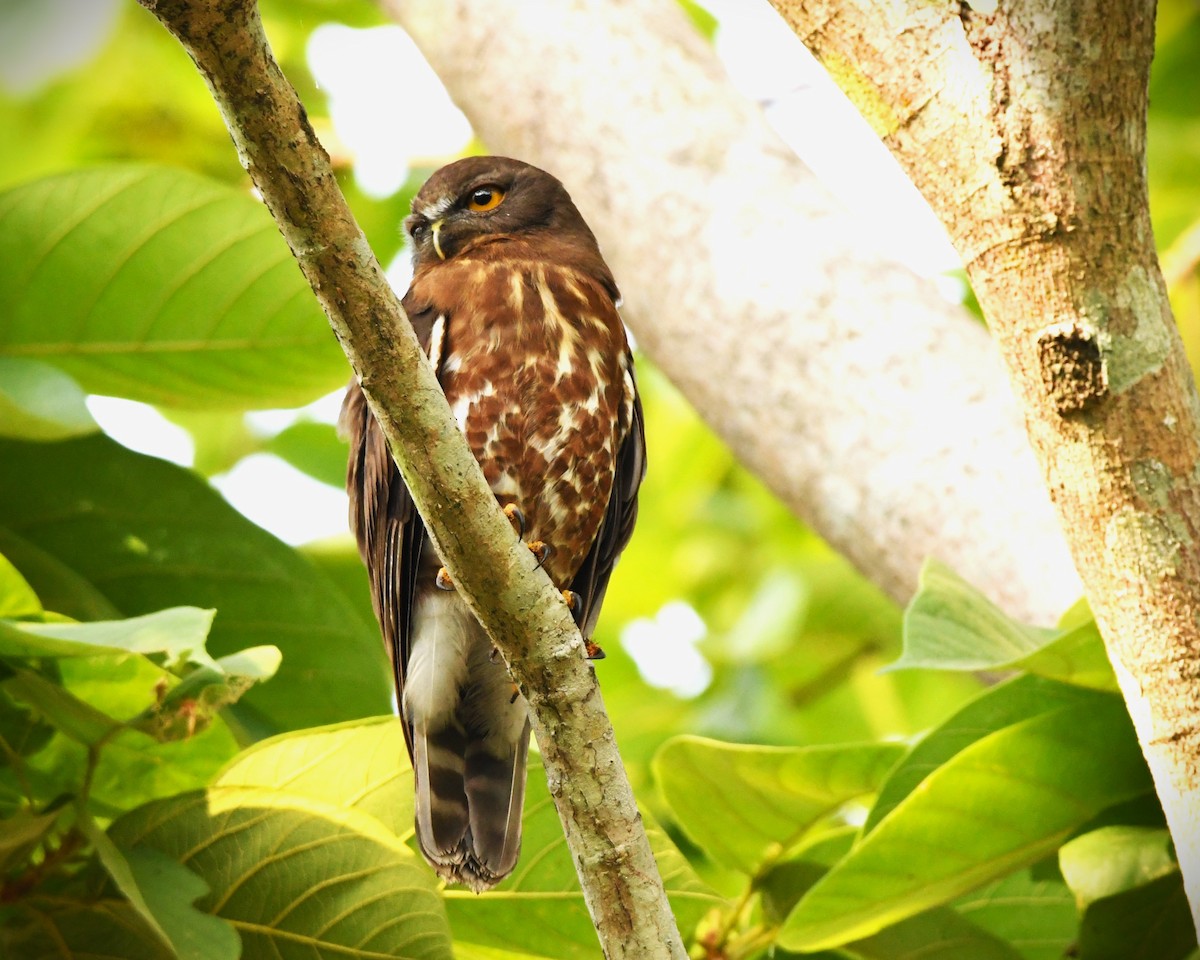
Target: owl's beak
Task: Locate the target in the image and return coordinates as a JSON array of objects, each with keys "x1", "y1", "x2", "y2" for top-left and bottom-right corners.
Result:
[{"x1": 431, "y1": 219, "x2": 446, "y2": 261}]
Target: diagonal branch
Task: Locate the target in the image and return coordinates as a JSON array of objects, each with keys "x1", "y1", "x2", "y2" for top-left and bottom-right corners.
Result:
[
  {"x1": 769, "y1": 0, "x2": 1200, "y2": 932},
  {"x1": 132, "y1": 1, "x2": 685, "y2": 956}
]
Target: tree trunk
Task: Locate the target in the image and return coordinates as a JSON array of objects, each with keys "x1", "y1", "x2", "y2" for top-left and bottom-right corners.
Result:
[
  {"x1": 379, "y1": 0, "x2": 1083, "y2": 625},
  {"x1": 769, "y1": 0, "x2": 1200, "y2": 929}
]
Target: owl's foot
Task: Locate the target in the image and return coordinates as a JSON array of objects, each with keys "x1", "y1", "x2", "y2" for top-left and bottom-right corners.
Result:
[{"x1": 435, "y1": 567, "x2": 454, "y2": 591}]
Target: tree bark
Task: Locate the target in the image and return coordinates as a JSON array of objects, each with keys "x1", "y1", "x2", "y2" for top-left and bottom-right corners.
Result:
[
  {"x1": 768, "y1": 0, "x2": 1200, "y2": 929},
  {"x1": 133, "y1": 2, "x2": 687, "y2": 957},
  {"x1": 378, "y1": 0, "x2": 1083, "y2": 626}
]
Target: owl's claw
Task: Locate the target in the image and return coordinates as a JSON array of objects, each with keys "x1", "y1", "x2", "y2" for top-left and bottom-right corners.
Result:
[
  {"x1": 561, "y1": 590, "x2": 604, "y2": 659},
  {"x1": 528, "y1": 540, "x2": 553, "y2": 568},
  {"x1": 562, "y1": 589, "x2": 582, "y2": 622},
  {"x1": 504, "y1": 503, "x2": 525, "y2": 537},
  {"x1": 435, "y1": 567, "x2": 454, "y2": 591}
]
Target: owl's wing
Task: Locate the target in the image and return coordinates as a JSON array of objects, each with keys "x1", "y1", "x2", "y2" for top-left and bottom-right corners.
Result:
[
  {"x1": 569, "y1": 357, "x2": 647, "y2": 641},
  {"x1": 339, "y1": 299, "x2": 439, "y2": 757}
]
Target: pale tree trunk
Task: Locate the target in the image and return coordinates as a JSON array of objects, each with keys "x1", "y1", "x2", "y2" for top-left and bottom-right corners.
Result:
[
  {"x1": 135, "y1": 1, "x2": 686, "y2": 957},
  {"x1": 768, "y1": 0, "x2": 1200, "y2": 930},
  {"x1": 379, "y1": 0, "x2": 1083, "y2": 626}
]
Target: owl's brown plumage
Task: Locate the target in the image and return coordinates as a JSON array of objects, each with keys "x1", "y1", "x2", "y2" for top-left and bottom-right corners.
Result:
[{"x1": 341, "y1": 157, "x2": 645, "y2": 891}]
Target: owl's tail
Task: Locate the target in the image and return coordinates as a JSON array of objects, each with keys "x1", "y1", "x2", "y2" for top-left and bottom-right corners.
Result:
[{"x1": 412, "y1": 716, "x2": 531, "y2": 893}]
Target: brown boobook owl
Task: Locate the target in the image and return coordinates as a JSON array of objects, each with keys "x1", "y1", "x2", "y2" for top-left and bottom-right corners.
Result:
[{"x1": 340, "y1": 157, "x2": 646, "y2": 891}]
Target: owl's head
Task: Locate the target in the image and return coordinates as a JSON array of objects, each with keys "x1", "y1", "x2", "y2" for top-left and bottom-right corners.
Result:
[{"x1": 403, "y1": 156, "x2": 602, "y2": 270}]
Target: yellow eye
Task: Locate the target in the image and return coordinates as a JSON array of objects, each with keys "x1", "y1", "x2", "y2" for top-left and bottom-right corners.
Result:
[{"x1": 467, "y1": 187, "x2": 505, "y2": 212}]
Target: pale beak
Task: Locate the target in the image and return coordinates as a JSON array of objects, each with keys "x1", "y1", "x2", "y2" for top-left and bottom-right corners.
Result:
[{"x1": 431, "y1": 219, "x2": 446, "y2": 260}]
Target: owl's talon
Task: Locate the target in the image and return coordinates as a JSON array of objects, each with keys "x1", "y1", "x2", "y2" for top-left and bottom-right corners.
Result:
[
  {"x1": 527, "y1": 540, "x2": 553, "y2": 567},
  {"x1": 504, "y1": 503, "x2": 525, "y2": 537},
  {"x1": 561, "y1": 589, "x2": 582, "y2": 623},
  {"x1": 585, "y1": 640, "x2": 607, "y2": 660},
  {"x1": 435, "y1": 567, "x2": 454, "y2": 591}
]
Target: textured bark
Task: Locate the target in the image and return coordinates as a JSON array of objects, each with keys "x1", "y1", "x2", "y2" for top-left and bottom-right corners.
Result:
[
  {"x1": 134, "y1": 2, "x2": 686, "y2": 956},
  {"x1": 378, "y1": 0, "x2": 1084, "y2": 626},
  {"x1": 769, "y1": 0, "x2": 1200, "y2": 929}
]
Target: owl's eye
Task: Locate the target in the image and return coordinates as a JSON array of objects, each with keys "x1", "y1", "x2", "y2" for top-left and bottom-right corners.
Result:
[{"x1": 467, "y1": 187, "x2": 505, "y2": 212}]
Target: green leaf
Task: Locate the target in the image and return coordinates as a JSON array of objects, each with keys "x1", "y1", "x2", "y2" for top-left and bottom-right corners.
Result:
[
  {"x1": 0, "y1": 552, "x2": 41, "y2": 620},
  {"x1": 446, "y1": 758, "x2": 724, "y2": 960},
  {"x1": 654, "y1": 735, "x2": 904, "y2": 874},
  {"x1": 82, "y1": 812, "x2": 240, "y2": 960},
  {"x1": 1077, "y1": 871, "x2": 1198, "y2": 960},
  {"x1": 0, "y1": 607, "x2": 217, "y2": 667},
  {"x1": 1060, "y1": 826, "x2": 1178, "y2": 908},
  {"x1": 215, "y1": 715, "x2": 411, "y2": 837},
  {"x1": 864, "y1": 675, "x2": 1103, "y2": 834},
  {"x1": 263, "y1": 419, "x2": 347, "y2": 488},
  {"x1": 2, "y1": 665, "x2": 123, "y2": 745},
  {"x1": 109, "y1": 787, "x2": 452, "y2": 960},
  {"x1": 778, "y1": 697, "x2": 1152, "y2": 951},
  {"x1": 0, "y1": 434, "x2": 390, "y2": 731},
  {"x1": 893, "y1": 561, "x2": 1114, "y2": 689},
  {"x1": 0, "y1": 164, "x2": 348, "y2": 409},
  {"x1": 955, "y1": 865, "x2": 1079, "y2": 960},
  {"x1": 453, "y1": 946, "x2": 559, "y2": 960},
  {"x1": 837, "y1": 907, "x2": 1026, "y2": 960},
  {"x1": 1013, "y1": 620, "x2": 1116, "y2": 692},
  {"x1": 894, "y1": 560, "x2": 1054, "y2": 671},
  {"x1": 0, "y1": 807, "x2": 61, "y2": 873},
  {"x1": 0, "y1": 357, "x2": 96, "y2": 441},
  {"x1": 0, "y1": 897, "x2": 176, "y2": 960}
]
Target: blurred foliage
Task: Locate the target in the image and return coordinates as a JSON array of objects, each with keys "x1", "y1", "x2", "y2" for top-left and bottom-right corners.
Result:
[{"x1": 0, "y1": 1, "x2": 1196, "y2": 959}]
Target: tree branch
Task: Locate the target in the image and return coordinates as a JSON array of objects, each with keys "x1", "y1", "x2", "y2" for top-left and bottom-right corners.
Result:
[
  {"x1": 769, "y1": 0, "x2": 1200, "y2": 930},
  {"x1": 379, "y1": 0, "x2": 1083, "y2": 625},
  {"x1": 133, "y1": 1, "x2": 685, "y2": 956}
]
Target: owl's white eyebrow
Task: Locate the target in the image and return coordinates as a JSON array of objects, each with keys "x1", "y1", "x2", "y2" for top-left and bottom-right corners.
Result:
[{"x1": 419, "y1": 196, "x2": 455, "y2": 220}]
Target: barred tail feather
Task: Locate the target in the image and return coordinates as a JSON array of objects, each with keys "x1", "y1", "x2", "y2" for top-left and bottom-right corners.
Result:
[
  {"x1": 412, "y1": 721, "x2": 531, "y2": 893},
  {"x1": 465, "y1": 720, "x2": 531, "y2": 885}
]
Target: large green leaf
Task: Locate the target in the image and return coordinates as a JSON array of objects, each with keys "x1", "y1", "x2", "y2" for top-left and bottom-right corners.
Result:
[
  {"x1": 1060, "y1": 826, "x2": 1179, "y2": 908},
  {"x1": 0, "y1": 607, "x2": 216, "y2": 666},
  {"x1": 0, "y1": 551, "x2": 42, "y2": 619},
  {"x1": 955, "y1": 865, "x2": 1079, "y2": 960},
  {"x1": 0, "y1": 164, "x2": 347, "y2": 409},
  {"x1": 863, "y1": 675, "x2": 1104, "y2": 834},
  {"x1": 832, "y1": 907, "x2": 1025, "y2": 960},
  {"x1": 893, "y1": 561, "x2": 1115, "y2": 690},
  {"x1": 0, "y1": 357, "x2": 96, "y2": 441},
  {"x1": 654, "y1": 735, "x2": 904, "y2": 874},
  {"x1": 0, "y1": 434, "x2": 390, "y2": 731},
  {"x1": 215, "y1": 715, "x2": 411, "y2": 837},
  {"x1": 82, "y1": 812, "x2": 240, "y2": 960},
  {"x1": 109, "y1": 787, "x2": 452, "y2": 960},
  {"x1": 777, "y1": 698, "x2": 1152, "y2": 951},
  {"x1": 1077, "y1": 872, "x2": 1196, "y2": 960},
  {"x1": 0, "y1": 897, "x2": 176, "y2": 960}
]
